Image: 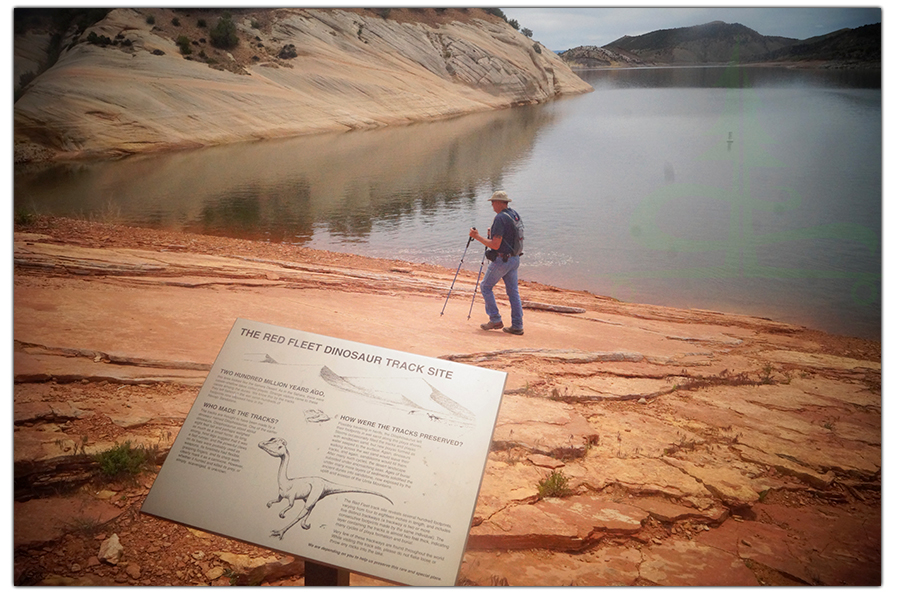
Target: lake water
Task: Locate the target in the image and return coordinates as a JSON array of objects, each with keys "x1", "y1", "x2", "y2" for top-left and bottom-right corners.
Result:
[{"x1": 15, "y1": 65, "x2": 882, "y2": 339}]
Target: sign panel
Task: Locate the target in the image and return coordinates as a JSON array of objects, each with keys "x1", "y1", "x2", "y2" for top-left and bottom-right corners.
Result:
[{"x1": 142, "y1": 319, "x2": 506, "y2": 586}]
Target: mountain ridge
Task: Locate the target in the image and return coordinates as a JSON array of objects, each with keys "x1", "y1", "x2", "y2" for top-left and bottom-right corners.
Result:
[{"x1": 561, "y1": 20, "x2": 880, "y2": 68}]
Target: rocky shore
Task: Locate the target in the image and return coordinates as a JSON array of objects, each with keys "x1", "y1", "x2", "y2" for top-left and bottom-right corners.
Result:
[{"x1": 13, "y1": 217, "x2": 881, "y2": 586}]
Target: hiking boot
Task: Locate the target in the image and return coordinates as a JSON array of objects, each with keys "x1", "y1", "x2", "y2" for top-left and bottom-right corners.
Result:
[
  {"x1": 480, "y1": 321, "x2": 503, "y2": 331},
  {"x1": 503, "y1": 327, "x2": 524, "y2": 335}
]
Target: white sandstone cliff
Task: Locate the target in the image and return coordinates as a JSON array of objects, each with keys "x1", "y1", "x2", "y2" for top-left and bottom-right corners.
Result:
[{"x1": 13, "y1": 8, "x2": 592, "y2": 162}]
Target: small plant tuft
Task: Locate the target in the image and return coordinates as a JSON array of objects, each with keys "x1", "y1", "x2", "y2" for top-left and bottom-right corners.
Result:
[
  {"x1": 537, "y1": 469, "x2": 571, "y2": 498},
  {"x1": 759, "y1": 363, "x2": 776, "y2": 384},
  {"x1": 94, "y1": 441, "x2": 156, "y2": 479},
  {"x1": 15, "y1": 207, "x2": 37, "y2": 226}
]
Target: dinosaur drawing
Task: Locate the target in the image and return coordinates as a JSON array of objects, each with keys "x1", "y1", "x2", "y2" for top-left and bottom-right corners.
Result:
[{"x1": 258, "y1": 437, "x2": 393, "y2": 539}]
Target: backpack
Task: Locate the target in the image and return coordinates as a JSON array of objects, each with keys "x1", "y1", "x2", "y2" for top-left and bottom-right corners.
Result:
[{"x1": 501, "y1": 208, "x2": 525, "y2": 256}]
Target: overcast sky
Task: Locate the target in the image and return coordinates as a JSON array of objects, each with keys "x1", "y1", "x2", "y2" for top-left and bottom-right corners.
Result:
[{"x1": 501, "y1": 6, "x2": 883, "y2": 52}]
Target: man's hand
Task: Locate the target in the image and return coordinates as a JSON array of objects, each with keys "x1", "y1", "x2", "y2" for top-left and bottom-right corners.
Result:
[{"x1": 471, "y1": 227, "x2": 501, "y2": 251}]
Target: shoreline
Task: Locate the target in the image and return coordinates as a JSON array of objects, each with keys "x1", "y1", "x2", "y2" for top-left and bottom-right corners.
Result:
[
  {"x1": 568, "y1": 60, "x2": 881, "y2": 72},
  {"x1": 14, "y1": 216, "x2": 881, "y2": 357}
]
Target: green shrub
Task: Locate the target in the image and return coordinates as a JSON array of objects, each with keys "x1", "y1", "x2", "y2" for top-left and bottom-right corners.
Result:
[
  {"x1": 176, "y1": 35, "x2": 192, "y2": 55},
  {"x1": 146, "y1": 15, "x2": 155, "y2": 25},
  {"x1": 209, "y1": 12, "x2": 238, "y2": 49},
  {"x1": 94, "y1": 441, "x2": 155, "y2": 479},
  {"x1": 14, "y1": 207, "x2": 36, "y2": 226},
  {"x1": 197, "y1": 18, "x2": 207, "y2": 28},
  {"x1": 278, "y1": 44, "x2": 297, "y2": 59},
  {"x1": 86, "y1": 31, "x2": 113, "y2": 46},
  {"x1": 537, "y1": 470, "x2": 571, "y2": 498}
]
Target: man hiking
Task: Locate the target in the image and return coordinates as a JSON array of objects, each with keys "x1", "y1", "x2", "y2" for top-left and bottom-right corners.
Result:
[{"x1": 469, "y1": 191, "x2": 524, "y2": 335}]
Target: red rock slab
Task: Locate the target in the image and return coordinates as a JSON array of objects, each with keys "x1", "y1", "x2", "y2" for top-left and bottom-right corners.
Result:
[
  {"x1": 14, "y1": 350, "x2": 208, "y2": 386},
  {"x1": 14, "y1": 400, "x2": 89, "y2": 424},
  {"x1": 472, "y1": 459, "x2": 544, "y2": 522},
  {"x1": 630, "y1": 496, "x2": 728, "y2": 524},
  {"x1": 737, "y1": 428, "x2": 881, "y2": 480},
  {"x1": 460, "y1": 547, "x2": 643, "y2": 586},
  {"x1": 491, "y1": 395, "x2": 598, "y2": 459},
  {"x1": 568, "y1": 456, "x2": 713, "y2": 504},
  {"x1": 766, "y1": 349, "x2": 880, "y2": 372},
  {"x1": 735, "y1": 444, "x2": 835, "y2": 489},
  {"x1": 14, "y1": 429, "x2": 61, "y2": 463},
  {"x1": 468, "y1": 495, "x2": 647, "y2": 551},
  {"x1": 526, "y1": 453, "x2": 564, "y2": 469},
  {"x1": 663, "y1": 457, "x2": 762, "y2": 506},
  {"x1": 697, "y1": 518, "x2": 810, "y2": 583},
  {"x1": 639, "y1": 538, "x2": 759, "y2": 586},
  {"x1": 14, "y1": 496, "x2": 125, "y2": 548},
  {"x1": 755, "y1": 503, "x2": 880, "y2": 586},
  {"x1": 696, "y1": 503, "x2": 881, "y2": 586}
]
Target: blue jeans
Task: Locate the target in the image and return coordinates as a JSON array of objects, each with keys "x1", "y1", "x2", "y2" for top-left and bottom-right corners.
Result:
[{"x1": 481, "y1": 255, "x2": 523, "y2": 329}]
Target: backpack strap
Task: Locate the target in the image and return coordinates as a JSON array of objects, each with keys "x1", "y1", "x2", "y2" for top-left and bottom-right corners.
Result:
[{"x1": 499, "y1": 209, "x2": 519, "y2": 255}]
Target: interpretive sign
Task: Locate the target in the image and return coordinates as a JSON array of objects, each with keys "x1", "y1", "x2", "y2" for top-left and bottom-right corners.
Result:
[{"x1": 142, "y1": 318, "x2": 506, "y2": 586}]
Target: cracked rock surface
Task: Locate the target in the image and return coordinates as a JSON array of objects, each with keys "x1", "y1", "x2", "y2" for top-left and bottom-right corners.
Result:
[{"x1": 14, "y1": 217, "x2": 880, "y2": 586}]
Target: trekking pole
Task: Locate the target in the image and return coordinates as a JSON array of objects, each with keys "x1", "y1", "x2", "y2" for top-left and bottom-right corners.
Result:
[
  {"x1": 440, "y1": 235, "x2": 474, "y2": 316},
  {"x1": 467, "y1": 249, "x2": 487, "y2": 320}
]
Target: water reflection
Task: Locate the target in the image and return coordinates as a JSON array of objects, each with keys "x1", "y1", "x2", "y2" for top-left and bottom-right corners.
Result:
[
  {"x1": 16, "y1": 105, "x2": 555, "y2": 244},
  {"x1": 14, "y1": 65, "x2": 881, "y2": 339},
  {"x1": 578, "y1": 65, "x2": 881, "y2": 90}
]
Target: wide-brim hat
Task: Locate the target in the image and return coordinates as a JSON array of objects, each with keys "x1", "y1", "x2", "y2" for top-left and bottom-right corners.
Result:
[{"x1": 489, "y1": 190, "x2": 511, "y2": 203}]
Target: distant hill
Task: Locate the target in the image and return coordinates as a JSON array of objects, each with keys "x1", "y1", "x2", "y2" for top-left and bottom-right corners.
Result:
[
  {"x1": 761, "y1": 23, "x2": 881, "y2": 65},
  {"x1": 560, "y1": 21, "x2": 880, "y2": 68}
]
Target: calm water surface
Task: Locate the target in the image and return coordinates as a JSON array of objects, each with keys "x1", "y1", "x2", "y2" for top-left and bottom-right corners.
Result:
[{"x1": 15, "y1": 65, "x2": 882, "y2": 339}]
